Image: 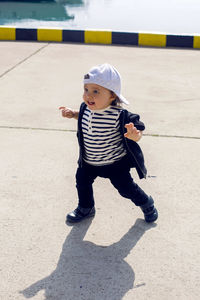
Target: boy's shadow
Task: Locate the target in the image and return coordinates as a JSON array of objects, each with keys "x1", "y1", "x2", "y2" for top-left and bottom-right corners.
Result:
[{"x1": 21, "y1": 218, "x2": 156, "y2": 300}]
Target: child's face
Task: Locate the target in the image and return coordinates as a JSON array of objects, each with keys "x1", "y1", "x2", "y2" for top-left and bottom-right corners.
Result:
[{"x1": 83, "y1": 83, "x2": 116, "y2": 110}]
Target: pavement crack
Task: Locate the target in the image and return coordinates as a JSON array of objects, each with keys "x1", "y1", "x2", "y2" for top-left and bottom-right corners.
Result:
[
  {"x1": 0, "y1": 125, "x2": 199, "y2": 139},
  {"x1": 0, "y1": 43, "x2": 49, "y2": 78}
]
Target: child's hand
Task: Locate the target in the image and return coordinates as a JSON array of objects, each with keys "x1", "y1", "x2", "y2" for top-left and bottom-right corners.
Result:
[
  {"x1": 124, "y1": 123, "x2": 142, "y2": 142},
  {"x1": 59, "y1": 107, "x2": 75, "y2": 118}
]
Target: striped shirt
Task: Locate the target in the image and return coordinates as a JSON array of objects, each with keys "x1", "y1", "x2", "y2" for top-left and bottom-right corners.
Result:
[{"x1": 82, "y1": 105, "x2": 127, "y2": 166}]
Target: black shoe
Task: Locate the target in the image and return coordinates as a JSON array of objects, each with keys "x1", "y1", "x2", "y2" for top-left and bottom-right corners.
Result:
[
  {"x1": 66, "y1": 206, "x2": 95, "y2": 223},
  {"x1": 140, "y1": 196, "x2": 158, "y2": 223}
]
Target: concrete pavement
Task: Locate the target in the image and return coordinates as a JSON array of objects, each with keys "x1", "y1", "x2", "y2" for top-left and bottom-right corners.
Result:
[{"x1": 0, "y1": 41, "x2": 200, "y2": 300}]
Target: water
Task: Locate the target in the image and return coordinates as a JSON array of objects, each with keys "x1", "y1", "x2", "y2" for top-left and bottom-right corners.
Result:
[{"x1": 0, "y1": 0, "x2": 200, "y2": 35}]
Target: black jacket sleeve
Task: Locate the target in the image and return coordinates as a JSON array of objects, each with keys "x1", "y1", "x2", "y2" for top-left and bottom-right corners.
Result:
[{"x1": 126, "y1": 111, "x2": 145, "y2": 131}]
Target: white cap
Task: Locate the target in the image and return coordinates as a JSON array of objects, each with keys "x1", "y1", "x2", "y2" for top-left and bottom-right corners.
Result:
[{"x1": 83, "y1": 63, "x2": 129, "y2": 105}]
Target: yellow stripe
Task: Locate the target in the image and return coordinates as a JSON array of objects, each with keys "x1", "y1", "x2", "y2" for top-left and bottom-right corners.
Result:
[
  {"x1": 139, "y1": 33, "x2": 166, "y2": 47},
  {"x1": 37, "y1": 29, "x2": 62, "y2": 42},
  {"x1": 193, "y1": 36, "x2": 200, "y2": 49},
  {"x1": 0, "y1": 27, "x2": 15, "y2": 40},
  {"x1": 85, "y1": 30, "x2": 112, "y2": 44}
]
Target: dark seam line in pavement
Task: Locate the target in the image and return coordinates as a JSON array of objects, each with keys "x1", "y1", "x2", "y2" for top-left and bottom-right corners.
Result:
[
  {"x1": 144, "y1": 133, "x2": 200, "y2": 139},
  {"x1": 0, "y1": 125, "x2": 75, "y2": 133},
  {"x1": 0, "y1": 125, "x2": 199, "y2": 140},
  {"x1": 0, "y1": 43, "x2": 49, "y2": 78}
]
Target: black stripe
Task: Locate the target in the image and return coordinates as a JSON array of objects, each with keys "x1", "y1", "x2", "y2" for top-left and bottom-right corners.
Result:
[
  {"x1": 166, "y1": 35, "x2": 193, "y2": 48},
  {"x1": 84, "y1": 135, "x2": 121, "y2": 144},
  {"x1": 82, "y1": 116, "x2": 89, "y2": 122},
  {"x1": 85, "y1": 147, "x2": 121, "y2": 155},
  {"x1": 94, "y1": 112, "x2": 119, "y2": 116},
  {"x1": 83, "y1": 142, "x2": 121, "y2": 149},
  {"x1": 83, "y1": 131, "x2": 121, "y2": 139},
  {"x1": 91, "y1": 126, "x2": 116, "y2": 130},
  {"x1": 91, "y1": 129, "x2": 116, "y2": 134},
  {"x1": 82, "y1": 124, "x2": 88, "y2": 130},
  {"x1": 91, "y1": 121, "x2": 116, "y2": 125},
  {"x1": 85, "y1": 150, "x2": 126, "y2": 162},
  {"x1": 83, "y1": 131, "x2": 119, "y2": 137},
  {"x1": 62, "y1": 29, "x2": 84, "y2": 43},
  {"x1": 16, "y1": 28, "x2": 37, "y2": 41},
  {"x1": 112, "y1": 32, "x2": 138, "y2": 45},
  {"x1": 82, "y1": 120, "x2": 89, "y2": 126},
  {"x1": 92, "y1": 116, "x2": 118, "y2": 121}
]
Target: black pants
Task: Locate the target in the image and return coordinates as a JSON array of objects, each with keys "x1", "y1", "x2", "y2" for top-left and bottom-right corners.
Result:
[{"x1": 76, "y1": 156, "x2": 149, "y2": 208}]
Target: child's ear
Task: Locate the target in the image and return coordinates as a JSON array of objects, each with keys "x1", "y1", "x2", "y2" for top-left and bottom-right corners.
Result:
[{"x1": 110, "y1": 91, "x2": 117, "y2": 101}]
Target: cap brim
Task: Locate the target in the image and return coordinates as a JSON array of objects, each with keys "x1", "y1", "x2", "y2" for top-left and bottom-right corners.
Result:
[{"x1": 119, "y1": 94, "x2": 129, "y2": 105}]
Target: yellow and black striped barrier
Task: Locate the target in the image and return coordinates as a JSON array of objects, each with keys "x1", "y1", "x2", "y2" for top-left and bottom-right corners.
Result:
[{"x1": 0, "y1": 27, "x2": 200, "y2": 49}]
